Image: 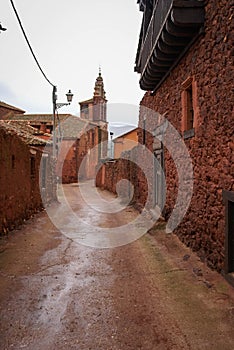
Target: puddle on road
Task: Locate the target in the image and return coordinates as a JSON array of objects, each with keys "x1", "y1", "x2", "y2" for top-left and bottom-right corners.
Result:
[{"x1": 45, "y1": 181, "x2": 155, "y2": 249}]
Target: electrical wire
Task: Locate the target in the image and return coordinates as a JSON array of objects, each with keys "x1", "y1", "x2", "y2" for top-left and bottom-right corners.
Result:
[{"x1": 9, "y1": 0, "x2": 55, "y2": 88}]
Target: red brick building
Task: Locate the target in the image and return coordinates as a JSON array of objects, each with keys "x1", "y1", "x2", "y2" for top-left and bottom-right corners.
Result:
[{"x1": 134, "y1": 0, "x2": 234, "y2": 277}]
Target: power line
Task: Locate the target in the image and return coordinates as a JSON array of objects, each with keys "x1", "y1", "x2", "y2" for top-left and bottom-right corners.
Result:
[{"x1": 10, "y1": 0, "x2": 55, "y2": 87}]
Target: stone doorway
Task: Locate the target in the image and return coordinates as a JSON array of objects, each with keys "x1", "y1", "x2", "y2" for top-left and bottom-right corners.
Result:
[
  {"x1": 223, "y1": 190, "x2": 234, "y2": 286},
  {"x1": 153, "y1": 146, "x2": 165, "y2": 212}
]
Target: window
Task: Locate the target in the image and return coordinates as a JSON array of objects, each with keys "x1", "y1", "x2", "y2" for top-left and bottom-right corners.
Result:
[
  {"x1": 41, "y1": 156, "x2": 47, "y2": 189},
  {"x1": 30, "y1": 156, "x2": 36, "y2": 177},
  {"x1": 142, "y1": 118, "x2": 146, "y2": 145},
  {"x1": 186, "y1": 85, "x2": 194, "y2": 130},
  {"x1": 11, "y1": 155, "x2": 15, "y2": 169},
  {"x1": 223, "y1": 190, "x2": 234, "y2": 276},
  {"x1": 91, "y1": 130, "x2": 95, "y2": 146},
  {"x1": 181, "y1": 76, "x2": 198, "y2": 139},
  {"x1": 81, "y1": 104, "x2": 89, "y2": 119}
]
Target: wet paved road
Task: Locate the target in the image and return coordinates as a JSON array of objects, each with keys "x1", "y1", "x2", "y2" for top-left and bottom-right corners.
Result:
[{"x1": 0, "y1": 182, "x2": 234, "y2": 350}]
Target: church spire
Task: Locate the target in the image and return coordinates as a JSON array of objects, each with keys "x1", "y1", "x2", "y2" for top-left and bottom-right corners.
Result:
[
  {"x1": 93, "y1": 68, "x2": 107, "y2": 123},
  {"x1": 94, "y1": 67, "x2": 106, "y2": 99}
]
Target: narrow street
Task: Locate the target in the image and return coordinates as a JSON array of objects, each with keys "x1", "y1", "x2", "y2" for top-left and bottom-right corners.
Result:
[{"x1": 0, "y1": 182, "x2": 234, "y2": 350}]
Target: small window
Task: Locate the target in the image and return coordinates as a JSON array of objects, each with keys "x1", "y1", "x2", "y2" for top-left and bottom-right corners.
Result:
[
  {"x1": 182, "y1": 76, "x2": 198, "y2": 139},
  {"x1": 186, "y1": 85, "x2": 194, "y2": 130},
  {"x1": 91, "y1": 130, "x2": 95, "y2": 146},
  {"x1": 30, "y1": 157, "x2": 36, "y2": 177},
  {"x1": 142, "y1": 118, "x2": 146, "y2": 145},
  {"x1": 81, "y1": 104, "x2": 89, "y2": 119},
  {"x1": 41, "y1": 156, "x2": 47, "y2": 188},
  {"x1": 11, "y1": 155, "x2": 15, "y2": 169},
  {"x1": 223, "y1": 190, "x2": 234, "y2": 276}
]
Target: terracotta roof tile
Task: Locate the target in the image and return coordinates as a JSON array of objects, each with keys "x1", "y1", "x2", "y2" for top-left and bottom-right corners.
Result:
[
  {"x1": 7, "y1": 113, "x2": 72, "y2": 123},
  {"x1": 59, "y1": 116, "x2": 88, "y2": 139},
  {"x1": 0, "y1": 121, "x2": 51, "y2": 146}
]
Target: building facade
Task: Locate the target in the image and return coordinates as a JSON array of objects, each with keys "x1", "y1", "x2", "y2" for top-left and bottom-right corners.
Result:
[
  {"x1": 4, "y1": 71, "x2": 108, "y2": 184},
  {"x1": 57, "y1": 117, "x2": 108, "y2": 183},
  {"x1": 113, "y1": 128, "x2": 139, "y2": 159},
  {"x1": 134, "y1": 0, "x2": 234, "y2": 276},
  {"x1": 0, "y1": 121, "x2": 53, "y2": 234}
]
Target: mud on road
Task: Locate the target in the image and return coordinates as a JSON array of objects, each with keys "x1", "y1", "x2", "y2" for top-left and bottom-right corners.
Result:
[{"x1": 0, "y1": 183, "x2": 234, "y2": 350}]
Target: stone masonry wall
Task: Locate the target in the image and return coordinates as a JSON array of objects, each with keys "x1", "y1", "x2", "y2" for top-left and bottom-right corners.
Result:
[
  {"x1": 96, "y1": 149, "x2": 148, "y2": 210},
  {"x1": 97, "y1": 1, "x2": 233, "y2": 272},
  {"x1": 138, "y1": 0, "x2": 234, "y2": 271}
]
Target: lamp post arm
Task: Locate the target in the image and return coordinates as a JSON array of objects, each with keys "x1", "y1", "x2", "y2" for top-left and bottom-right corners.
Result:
[
  {"x1": 52, "y1": 86, "x2": 73, "y2": 158},
  {"x1": 56, "y1": 102, "x2": 70, "y2": 109}
]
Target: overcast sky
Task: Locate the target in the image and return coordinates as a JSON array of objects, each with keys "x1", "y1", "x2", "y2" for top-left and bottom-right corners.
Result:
[{"x1": 1, "y1": 1, "x2": 143, "y2": 125}]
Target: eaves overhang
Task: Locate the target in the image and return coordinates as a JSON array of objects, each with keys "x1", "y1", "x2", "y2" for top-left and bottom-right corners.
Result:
[{"x1": 135, "y1": 0, "x2": 205, "y2": 92}]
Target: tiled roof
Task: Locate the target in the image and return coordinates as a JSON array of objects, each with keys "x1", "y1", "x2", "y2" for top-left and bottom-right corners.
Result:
[
  {"x1": 78, "y1": 116, "x2": 103, "y2": 128},
  {"x1": 7, "y1": 113, "x2": 101, "y2": 138},
  {"x1": 0, "y1": 121, "x2": 51, "y2": 146},
  {"x1": 59, "y1": 116, "x2": 88, "y2": 139},
  {"x1": 6, "y1": 112, "x2": 103, "y2": 126},
  {"x1": 0, "y1": 101, "x2": 25, "y2": 113},
  {"x1": 7, "y1": 113, "x2": 72, "y2": 123},
  {"x1": 4, "y1": 113, "x2": 103, "y2": 140}
]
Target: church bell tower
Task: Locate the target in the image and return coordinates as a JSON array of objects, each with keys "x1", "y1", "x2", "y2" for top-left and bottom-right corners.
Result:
[{"x1": 93, "y1": 68, "x2": 107, "y2": 123}]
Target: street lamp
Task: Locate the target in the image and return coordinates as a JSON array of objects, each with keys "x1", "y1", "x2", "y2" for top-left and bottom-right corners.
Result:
[
  {"x1": 66, "y1": 90, "x2": 73, "y2": 103},
  {"x1": 52, "y1": 86, "x2": 74, "y2": 158}
]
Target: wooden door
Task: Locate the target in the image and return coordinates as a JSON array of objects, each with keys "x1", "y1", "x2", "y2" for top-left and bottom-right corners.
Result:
[{"x1": 154, "y1": 148, "x2": 165, "y2": 210}]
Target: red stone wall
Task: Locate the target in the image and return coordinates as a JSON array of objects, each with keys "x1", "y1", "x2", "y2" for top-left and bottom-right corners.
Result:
[
  {"x1": 58, "y1": 139, "x2": 78, "y2": 184},
  {"x1": 0, "y1": 127, "x2": 53, "y2": 234},
  {"x1": 96, "y1": 149, "x2": 148, "y2": 210},
  {"x1": 84, "y1": 127, "x2": 100, "y2": 179},
  {"x1": 58, "y1": 132, "x2": 98, "y2": 184},
  {"x1": 97, "y1": 2, "x2": 233, "y2": 272},
  {"x1": 137, "y1": 0, "x2": 234, "y2": 271},
  {"x1": 60, "y1": 125, "x2": 108, "y2": 184}
]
